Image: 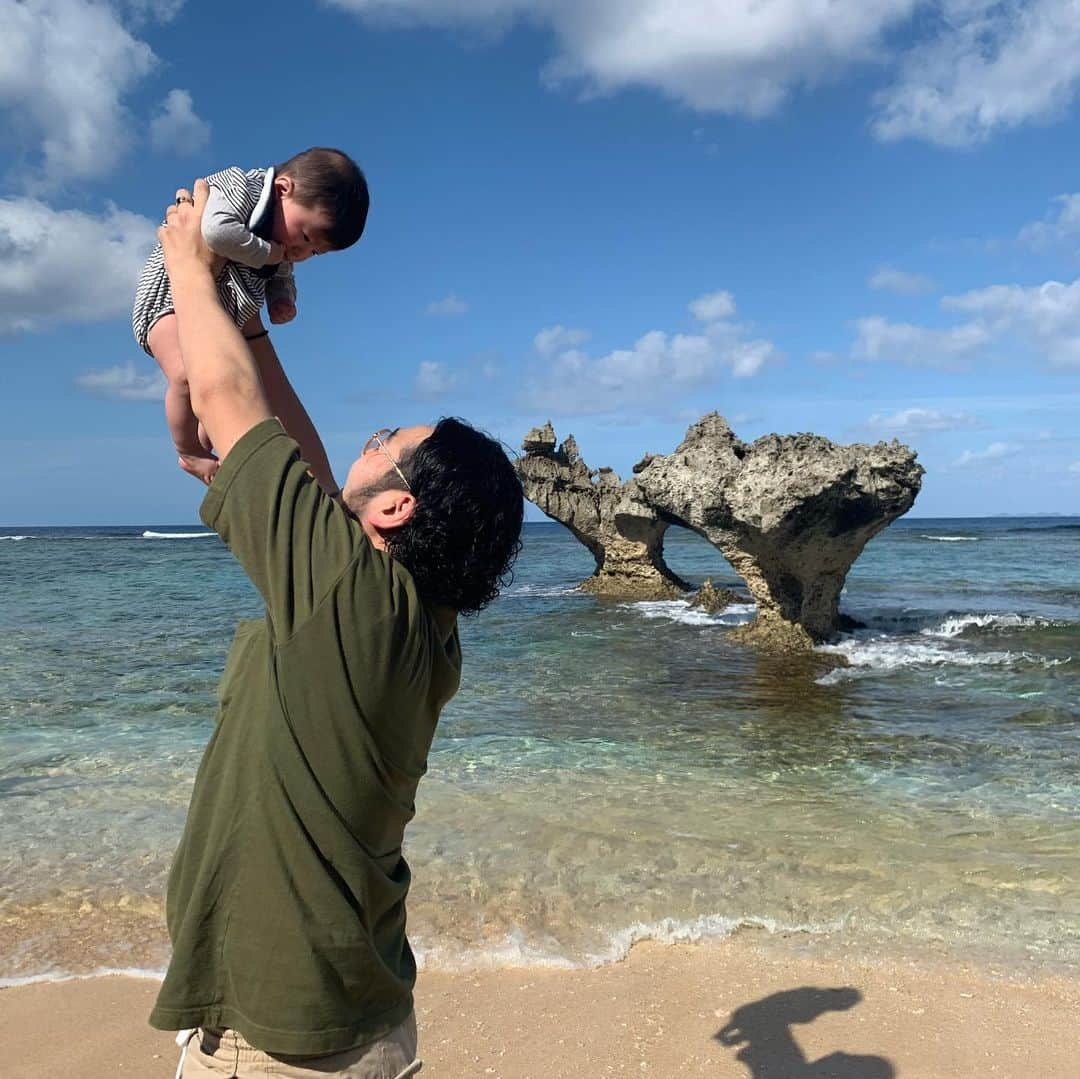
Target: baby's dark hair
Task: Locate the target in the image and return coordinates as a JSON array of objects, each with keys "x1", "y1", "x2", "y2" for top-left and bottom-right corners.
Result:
[{"x1": 276, "y1": 147, "x2": 369, "y2": 250}]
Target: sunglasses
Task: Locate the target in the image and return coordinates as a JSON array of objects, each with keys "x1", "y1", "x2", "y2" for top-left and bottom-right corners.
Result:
[{"x1": 364, "y1": 428, "x2": 412, "y2": 491}]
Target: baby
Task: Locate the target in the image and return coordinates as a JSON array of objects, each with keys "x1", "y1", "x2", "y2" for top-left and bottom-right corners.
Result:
[{"x1": 133, "y1": 146, "x2": 369, "y2": 484}]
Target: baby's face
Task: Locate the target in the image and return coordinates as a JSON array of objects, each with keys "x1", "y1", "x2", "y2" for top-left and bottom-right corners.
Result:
[{"x1": 274, "y1": 197, "x2": 332, "y2": 262}]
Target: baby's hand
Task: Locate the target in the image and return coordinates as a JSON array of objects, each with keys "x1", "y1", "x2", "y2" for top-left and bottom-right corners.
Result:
[{"x1": 268, "y1": 299, "x2": 297, "y2": 324}]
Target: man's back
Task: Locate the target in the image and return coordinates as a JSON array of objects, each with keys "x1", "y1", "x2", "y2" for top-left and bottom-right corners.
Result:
[{"x1": 150, "y1": 420, "x2": 461, "y2": 1056}]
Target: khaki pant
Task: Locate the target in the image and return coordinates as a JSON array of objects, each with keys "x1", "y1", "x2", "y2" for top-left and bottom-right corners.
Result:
[{"x1": 176, "y1": 1013, "x2": 421, "y2": 1078}]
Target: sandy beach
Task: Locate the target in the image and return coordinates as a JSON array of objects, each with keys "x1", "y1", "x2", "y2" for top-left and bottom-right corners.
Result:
[{"x1": 2, "y1": 935, "x2": 1077, "y2": 1078}]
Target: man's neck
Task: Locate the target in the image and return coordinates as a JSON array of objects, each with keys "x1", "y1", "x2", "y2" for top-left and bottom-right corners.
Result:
[{"x1": 359, "y1": 519, "x2": 388, "y2": 550}]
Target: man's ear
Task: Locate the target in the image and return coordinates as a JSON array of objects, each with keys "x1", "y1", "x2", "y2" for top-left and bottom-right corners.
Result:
[{"x1": 374, "y1": 490, "x2": 417, "y2": 532}]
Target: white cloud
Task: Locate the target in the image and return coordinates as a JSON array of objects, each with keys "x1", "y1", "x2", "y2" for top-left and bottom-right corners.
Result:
[
  {"x1": 953, "y1": 441, "x2": 1019, "y2": 467},
  {"x1": 868, "y1": 266, "x2": 935, "y2": 294},
  {"x1": 534, "y1": 324, "x2": 589, "y2": 358},
  {"x1": 851, "y1": 315, "x2": 990, "y2": 367},
  {"x1": 414, "y1": 360, "x2": 460, "y2": 396},
  {"x1": 688, "y1": 289, "x2": 736, "y2": 322},
  {"x1": 725, "y1": 337, "x2": 775, "y2": 378},
  {"x1": 525, "y1": 289, "x2": 776, "y2": 415},
  {"x1": 1018, "y1": 192, "x2": 1080, "y2": 250},
  {"x1": 75, "y1": 362, "x2": 165, "y2": 400},
  {"x1": 425, "y1": 293, "x2": 468, "y2": 316},
  {"x1": 125, "y1": 0, "x2": 185, "y2": 22},
  {"x1": 866, "y1": 407, "x2": 979, "y2": 435},
  {"x1": 325, "y1": 2, "x2": 1080, "y2": 147},
  {"x1": 149, "y1": 89, "x2": 210, "y2": 155},
  {"x1": 0, "y1": 0, "x2": 159, "y2": 186},
  {"x1": 1067, "y1": 460, "x2": 1080, "y2": 473},
  {"x1": 852, "y1": 271, "x2": 1080, "y2": 369},
  {"x1": 327, "y1": 0, "x2": 919, "y2": 117},
  {"x1": 0, "y1": 197, "x2": 157, "y2": 333},
  {"x1": 873, "y1": 1, "x2": 1080, "y2": 147},
  {"x1": 942, "y1": 278, "x2": 1080, "y2": 367}
]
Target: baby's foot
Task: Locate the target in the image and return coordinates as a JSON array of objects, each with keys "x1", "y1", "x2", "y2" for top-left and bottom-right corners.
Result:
[{"x1": 177, "y1": 452, "x2": 219, "y2": 486}]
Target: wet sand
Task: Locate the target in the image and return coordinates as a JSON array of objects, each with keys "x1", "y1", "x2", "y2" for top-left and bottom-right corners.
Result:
[{"x1": 1, "y1": 935, "x2": 1077, "y2": 1078}]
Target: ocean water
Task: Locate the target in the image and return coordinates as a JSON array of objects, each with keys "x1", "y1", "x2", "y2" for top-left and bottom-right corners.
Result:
[{"x1": 1, "y1": 518, "x2": 1078, "y2": 984}]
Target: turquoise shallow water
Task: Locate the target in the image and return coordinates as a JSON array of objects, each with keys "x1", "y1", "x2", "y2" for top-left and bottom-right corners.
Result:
[{"x1": 0, "y1": 519, "x2": 1077, "y2": 981}]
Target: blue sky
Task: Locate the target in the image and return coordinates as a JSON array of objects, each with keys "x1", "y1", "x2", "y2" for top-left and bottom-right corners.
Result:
[{"x1": 4, "y1": 0, "x2": 1080, "y2": 524}]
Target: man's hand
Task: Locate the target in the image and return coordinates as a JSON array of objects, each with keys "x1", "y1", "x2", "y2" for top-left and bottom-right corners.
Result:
[
  {"x1": 268, "y1": 299, "x2": 297, "y2": 325},
  {"x1": 160, "y1": 182, "x2": 215, "y2": 282}
]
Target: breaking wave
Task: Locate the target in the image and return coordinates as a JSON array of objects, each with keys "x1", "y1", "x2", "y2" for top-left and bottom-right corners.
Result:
[
  {"x1": 921, "y1": 613, "x2": 1055, "y2": 638},
  {"x1": 413, "y1": 913, "x2": 839, "y2": 972},
  {"x1": 140, "y1": 531, "x2": 215, "y2": 540},
  {"x1": 853, "y1": 609, "x2": 1066, "y2": 637},
  {"x1": 504, "y1": 584, "x2": 583, "y2": 598},
  {"x1": 622, "y1": 599, "x2": 756, "y2": 627},
  {"x1": 816, "y1": 636, "x2": 1069, "y2": 685},
  {"x1": 0, "y1": 966, "x2": 165, "y2": 990}
]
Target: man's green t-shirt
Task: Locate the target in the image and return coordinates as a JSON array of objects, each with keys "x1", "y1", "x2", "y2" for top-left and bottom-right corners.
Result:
[{"x1": 149, "y1": 420, "x2": 461, "y2": 1055}]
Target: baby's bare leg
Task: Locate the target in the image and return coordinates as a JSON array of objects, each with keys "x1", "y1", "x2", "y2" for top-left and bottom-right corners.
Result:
[
  {"x1": 149, "y1": 314, "x2": 200, "y2": 452},
  {"x1": 148, "y1": 314, "x2": 218, "y2": 484}
]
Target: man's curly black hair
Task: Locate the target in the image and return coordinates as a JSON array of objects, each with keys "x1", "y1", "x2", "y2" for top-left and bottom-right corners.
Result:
[{"x1": 385, "y1": 418, "x2": 523, "y2": 614}]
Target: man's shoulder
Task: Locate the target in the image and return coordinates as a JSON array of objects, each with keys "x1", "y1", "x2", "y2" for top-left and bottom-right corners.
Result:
[
  {"x1": 329, "y1": 550, "x2": 446, "y2": 649},
  {"x1": 199, "y1": 419, "x2": 292, "y2": 527}
]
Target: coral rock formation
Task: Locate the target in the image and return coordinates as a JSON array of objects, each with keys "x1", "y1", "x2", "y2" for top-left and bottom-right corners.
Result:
[
  {"x1": 630, "y1": 413, "x2": 923, "y2": 645},
  {"x1": 688, "y1": 580, "x2": 742, "y2": 614},
  {"x1": 518, "y1": 423, "x2": 690, "y2": 598}
]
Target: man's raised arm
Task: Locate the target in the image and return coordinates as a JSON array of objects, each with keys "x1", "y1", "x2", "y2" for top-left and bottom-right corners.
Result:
[{"x1": 159, "y1": 182, "x2": 273, "y2": 468}]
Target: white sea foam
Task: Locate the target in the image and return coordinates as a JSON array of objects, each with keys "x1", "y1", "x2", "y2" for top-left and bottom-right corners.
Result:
[
  {"x1": 816, "y1": 635, "x2": 1069, "y2": 685},
  {"x1": 414, "y1": 913, "x2": 838, "y2": 972},
  {"x1": 922, "y1": 613, "x2": 1053, "y2": 638},
  {"x1": 140, "y1": 530, "x2": 215, "y2": 540},
  {"x1": 0, "y1": 966, "x2": 165, "y2": 990},
  {"x1": 414, "y1": 929, "x2": 580, "y2": 972},
  {"x1": 623, "y1": 599, "x2": 756, "y2": 627},
  {"x1": 855, "y1": 609, "x2": 1064, "y2": 637},
  {"x1": 504, "y1": 584, "x2": 582, "y2": 598},
  {"x1": 919, "y1": 534, "x2": 978, "y2": 542},
  {"x1": 583, "y1": 913, "x2": 831, "y2": 967},
  {"x1": 15, "y1": 915, "x2": 841, "y2": 983},
  {"x1": 0, "y1": 535, "x2": 28, "y2": 541}
]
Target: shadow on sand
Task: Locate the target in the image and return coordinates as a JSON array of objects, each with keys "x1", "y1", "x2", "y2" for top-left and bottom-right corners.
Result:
[{"x1": 716, "y1": 987, "x2": 895, "y2": 1078}]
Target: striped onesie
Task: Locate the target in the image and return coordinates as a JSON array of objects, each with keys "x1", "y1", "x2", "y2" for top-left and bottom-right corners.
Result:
[{"x1": 132, "y1": 166, "x2": 297, "y2": 355}]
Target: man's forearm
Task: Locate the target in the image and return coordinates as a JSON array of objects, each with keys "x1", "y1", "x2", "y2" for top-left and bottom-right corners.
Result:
[{"x1": 171, "y1": 271, "x2": 260, "y2": 402}]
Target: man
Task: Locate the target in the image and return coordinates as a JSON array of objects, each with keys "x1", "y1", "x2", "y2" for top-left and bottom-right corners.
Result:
[{"x1": 153, "y1": 181, "x2": 524, "y2": 1077}]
